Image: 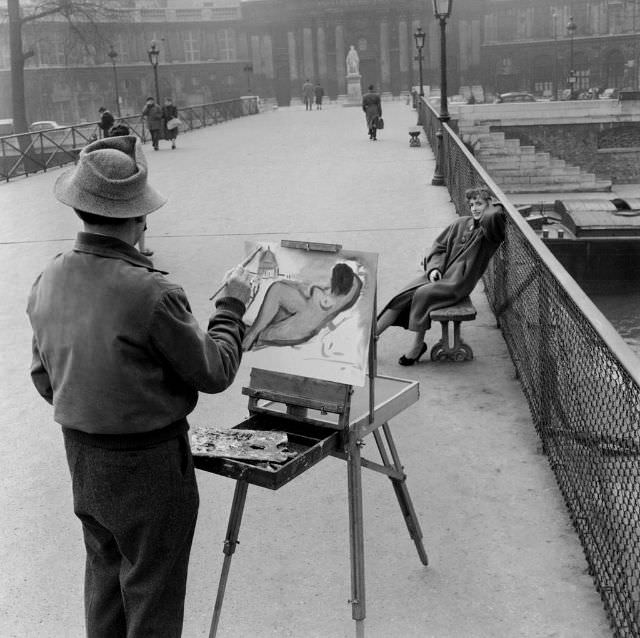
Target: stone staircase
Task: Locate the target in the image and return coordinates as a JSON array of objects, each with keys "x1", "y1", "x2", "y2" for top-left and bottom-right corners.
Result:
[{"x1": 459, "y1": 124, "x2": 612, "y2": 193}]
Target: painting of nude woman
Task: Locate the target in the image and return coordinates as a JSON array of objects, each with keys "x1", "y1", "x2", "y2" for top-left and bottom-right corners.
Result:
[{"x1": 241, "y1": 241, "x2": 378, "y2": 386}]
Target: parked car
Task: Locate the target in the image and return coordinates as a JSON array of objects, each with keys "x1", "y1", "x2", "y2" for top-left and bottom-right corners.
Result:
[
  {"x1": 29, "y1": 120, "x2": 64, "y2": 132},
  {"x1": 28, "y1": 121, "x2": 73, "y2": 149},
  {"x1": 600, "y1": 88, "x2": 620, "y2": 99},
  {"x1": 495, "y1": 92, "x2": 536, "y2": 103}
]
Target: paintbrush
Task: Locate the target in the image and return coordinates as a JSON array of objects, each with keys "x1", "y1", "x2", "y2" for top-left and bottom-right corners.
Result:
[{"x1": 209, "y1": 245, "x2": 264, "y2": 301}]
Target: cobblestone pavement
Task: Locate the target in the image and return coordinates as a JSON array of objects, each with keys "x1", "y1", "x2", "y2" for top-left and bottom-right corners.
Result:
[{"x1": 0, "y1": 101, "x2": 611, "y2": 637}]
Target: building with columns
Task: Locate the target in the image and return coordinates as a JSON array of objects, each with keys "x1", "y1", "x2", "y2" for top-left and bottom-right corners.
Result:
[
  {"x1": 1, "y1": 0, "x2": 638, "y2": 126},
  {"x1": 239, "y1": 0, "x2": 474, "y2": 104}
]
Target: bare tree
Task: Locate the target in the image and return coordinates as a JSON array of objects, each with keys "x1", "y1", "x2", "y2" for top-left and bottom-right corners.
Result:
[{"x1": 8, "y1": 0, "x2": 122, "y2": 133}]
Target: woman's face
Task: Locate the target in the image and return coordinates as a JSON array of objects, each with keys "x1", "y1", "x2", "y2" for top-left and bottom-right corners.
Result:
[{"x1": 468, "y1": 197, "x2": 488, "y2": 220}]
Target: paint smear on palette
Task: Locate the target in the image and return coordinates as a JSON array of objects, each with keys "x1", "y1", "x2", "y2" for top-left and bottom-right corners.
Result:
[{"x1": 241, "y1": 241, "x2": 378, "y2": 386}]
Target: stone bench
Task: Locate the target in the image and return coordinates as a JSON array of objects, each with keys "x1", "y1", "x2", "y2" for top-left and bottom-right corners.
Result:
[{"x1": 429, "y1": 297, "x2": 477, "y2": 361}]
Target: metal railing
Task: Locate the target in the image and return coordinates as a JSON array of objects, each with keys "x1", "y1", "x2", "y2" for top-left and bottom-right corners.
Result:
[
  {"x1": 0, "y1": 96, "x2": 259, "y2": 183},
  {"x1": 419, "y1": 96, "x2": 640, "y2": 637}
]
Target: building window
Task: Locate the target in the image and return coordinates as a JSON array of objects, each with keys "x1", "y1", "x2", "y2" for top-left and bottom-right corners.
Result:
[
  {"x1": 184, "y1": 31, "x2": 200, "y2": 62},
  {"x1": 217, "y1": 29, "x2": 236, "y2": 61},
  {"x1": 37, "y1": 35, "x2": 66, "y2": 66},
  {"x1": 358, "y1": 37, "x2": 368, "y2": 52},
  {"x1": 113, "y1": 35, "x2": 128, "y2": 64}
]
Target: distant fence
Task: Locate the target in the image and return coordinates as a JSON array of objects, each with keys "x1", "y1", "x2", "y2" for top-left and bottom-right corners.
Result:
[
  {"x1": 0, "y1": 96, "x2": 259, "y2": 183},
  {"x1": 419, "y1": 97, "x2": 640, "y2": 637}
]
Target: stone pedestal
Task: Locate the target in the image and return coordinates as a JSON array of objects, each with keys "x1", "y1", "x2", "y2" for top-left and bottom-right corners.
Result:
[{"x1": 343, "y1": 73, "x2": 362, "y2": 107}]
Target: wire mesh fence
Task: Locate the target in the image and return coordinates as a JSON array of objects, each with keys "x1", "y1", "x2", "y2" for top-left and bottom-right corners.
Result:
[
  {"x1": 0, "y1": 97, "x2": 259, "y2": 183},
  {"x1": 419, "y1": 96, "x2": 640, "y2": 637}
]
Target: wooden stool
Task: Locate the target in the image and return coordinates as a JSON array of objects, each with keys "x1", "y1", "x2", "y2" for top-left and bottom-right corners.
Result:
[
  {"x1": 409, "y1": 127, "x2": 422, "y2": 147},
  {"x1": 429, "y1": 297, "x2": 477, "y2": 361}
]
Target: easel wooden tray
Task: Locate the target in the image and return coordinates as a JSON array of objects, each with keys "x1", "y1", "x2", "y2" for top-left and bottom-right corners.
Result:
[
  {"x1": 252, "y1": 374, "x2": 420, "y2": 439},
  {"x1": 193, "y1": 414, "x2": 341, "y2": 490}
]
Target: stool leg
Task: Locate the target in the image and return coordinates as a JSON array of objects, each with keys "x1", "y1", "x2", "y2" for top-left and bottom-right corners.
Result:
[{"x1": 441, "y1": 321, "x2": 451, "y2": 353}]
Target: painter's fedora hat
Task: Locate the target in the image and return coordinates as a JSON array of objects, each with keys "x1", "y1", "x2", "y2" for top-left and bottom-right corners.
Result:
[{"x1": 54, "y1": 135, "x2": 167, "y2": 218}]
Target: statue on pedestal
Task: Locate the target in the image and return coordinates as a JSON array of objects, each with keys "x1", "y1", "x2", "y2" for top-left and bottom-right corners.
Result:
[{"x1": 346, "y1": 45, "x2": 360, "y2": 76}]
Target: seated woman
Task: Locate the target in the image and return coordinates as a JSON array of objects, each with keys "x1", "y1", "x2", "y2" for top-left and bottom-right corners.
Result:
[
  {"x1": 377, "y1": 187, "x2": 506, "y2": 365},
  {"x1": 243, "y1": 262, "x2": 363, "y2": 351}
]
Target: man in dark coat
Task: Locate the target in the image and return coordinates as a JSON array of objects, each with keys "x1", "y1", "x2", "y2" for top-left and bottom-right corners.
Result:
[
  {"x1": 98, "y1": 107, "x2": 114, "y2": 138},
  {"x1": 27, "y1": 135, "x2": 252, "y2": 637},
  {"x1": 142, "y1": 97, "x2": 163, "y2": 150},
  {"x1": 362, "y1": 84, "x2": 382, "y2": 140},
  {"x1": 377, "y1": 187, "x2": 506, "y2": 364}
]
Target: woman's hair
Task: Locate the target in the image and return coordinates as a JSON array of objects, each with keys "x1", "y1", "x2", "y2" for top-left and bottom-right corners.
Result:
[
  {"x1": 330, "y1": 263, "x2": 355, "y2": 295},
  {"x1": 465, "y1": 187, "x2": 493, "y2": 202},
  {"x1": 368, "y1": 84, "x2": 375, "y2": 91},
  {"x1": 74, "y1": 209, "x2": 143, "y2": 226}
]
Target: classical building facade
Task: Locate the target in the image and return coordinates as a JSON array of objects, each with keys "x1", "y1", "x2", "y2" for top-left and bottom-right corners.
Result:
[
  {"x1": 481, "y1": 0, "x2": 640, "y2": 97},
  {"x1": 0, "y1": 0, "x2": 638, "y2": 125}
]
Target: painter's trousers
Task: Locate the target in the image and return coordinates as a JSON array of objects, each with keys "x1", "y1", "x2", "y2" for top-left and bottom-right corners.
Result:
[{"x1": 63, "y1": 429, "x2": 199, "y2": 638}]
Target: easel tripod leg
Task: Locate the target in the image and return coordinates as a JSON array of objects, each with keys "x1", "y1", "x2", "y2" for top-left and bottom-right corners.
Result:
[
  {"x1": 209, "y1": 479, "x2": 249, "y2": 638},
  {"x1": 347, "y1": 436, "x2": 366, "y2": 638},
  {"x1": 374, "y1": 425, "x2": 429, "y2": 566}
]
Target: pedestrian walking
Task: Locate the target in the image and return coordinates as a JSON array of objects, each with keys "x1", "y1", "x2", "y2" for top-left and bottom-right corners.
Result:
[
  {"x1": 98, "y1": 107, "x2": 114, "y2": 138},
  {"x1": 314, "y1": 83, "x2": 325, "y2": 110},
  {"x1": 376, "y1": 187, "x2": 506, "y2": 365},
  {"x1": 302, "y1": 79, "x2": 314, "y2": 111},
  {"x1": 26, "y1": 134, "x2": 252, "y2": 638},
  {"x1": 162, "y1": 97, "x2": 179, "y2": 150},
  {"x1": 362, "y1": 84, "x2": 382, "y2": 141},
  {"x1": 109, "y1": 123, "x2": 154, "y2": 256},
  {"x1": 142, "y1": 96, "x2": 163, "y2": 150}
]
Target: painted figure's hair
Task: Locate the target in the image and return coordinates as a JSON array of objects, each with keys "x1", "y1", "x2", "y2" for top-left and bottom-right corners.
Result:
[
  {"x1": 330, "y1": 263, "x2": 355, "y2": 296},
  {"x1": 465, "y1": 187, "x2": 493, "y2": 202}
]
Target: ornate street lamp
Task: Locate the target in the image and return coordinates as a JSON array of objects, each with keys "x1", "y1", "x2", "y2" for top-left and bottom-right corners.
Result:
[
  {"x1": 147, "y1": 40, "x2": 160, "y2": 104},
  {"x1": 243, "y1": 63, "x2": 254, "y2": 94},
  {"x1": 566, "y1": 16, "x2": 577, "y2": 99},
  {"x1": 552, "y1": 12, "x2": 558, "y2": 100},
  {"x1": 431, "y1": 0, "x2": 453, "y2": 186},
  {"x1": 107, "y1": 44, "x2": 121, "y2": 117},
  {"x1": 413, "y1": 27, "x2": 426, "y2": 97}
]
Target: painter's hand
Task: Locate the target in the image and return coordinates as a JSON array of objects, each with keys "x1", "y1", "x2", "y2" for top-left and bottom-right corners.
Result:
[
  {"x1": 429, "y1": 269, "x2": 442, "y2": 283},
  {"x1": 221, "y1": 266, "x2": 252, "y2": 306}
]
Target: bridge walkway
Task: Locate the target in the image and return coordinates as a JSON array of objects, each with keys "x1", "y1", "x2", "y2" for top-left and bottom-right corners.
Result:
[{"x1": 0, "y1": 101, "x2": 610, "y2": 637}]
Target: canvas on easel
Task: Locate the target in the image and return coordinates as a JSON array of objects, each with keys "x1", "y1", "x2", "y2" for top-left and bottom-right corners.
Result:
[{"x1": 240, "y1": 240, "x2": 378, "y2": 387}]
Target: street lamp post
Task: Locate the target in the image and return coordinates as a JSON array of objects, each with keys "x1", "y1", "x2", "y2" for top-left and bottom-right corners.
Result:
[
  {"x1": 148, "y1": 40, "x2": 160, "y2": 104},
  {"x1": 431, "y1": 0, "x2": 453, "y2": 187},
  {"x1": 243, "y1": 63, "x2": 254, "y2": 94},
  {"x1": 413, "y1": 27, "x2": 426, "y2": 97},
  {"x1": 552, "y1": 12, "x2": 558, "y2": 100},
  {"x1": 566, "y1": 16, "x2": 577, "y2": 99},
  {"x1": 107, "y1": 44, "x2": 121, "y2": 117}
]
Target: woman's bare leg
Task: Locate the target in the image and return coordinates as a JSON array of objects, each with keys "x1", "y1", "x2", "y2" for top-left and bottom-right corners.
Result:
[
  {"x1": 376, "y1": 308, "x2": 400, "y2": 336},
  {"x1": 404, "y1": 329, "x2": 427, "y2": 359}
]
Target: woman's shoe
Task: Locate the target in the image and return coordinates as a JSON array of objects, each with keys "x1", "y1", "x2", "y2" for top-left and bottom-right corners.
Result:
[{"x1": 398, "y1": 342, "x2": 427, "y2": 366}]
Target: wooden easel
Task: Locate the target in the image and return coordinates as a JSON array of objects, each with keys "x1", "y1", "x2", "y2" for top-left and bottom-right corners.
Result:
[{"x1": 194, "y1": 241, "x2": 428, "y2": 638}]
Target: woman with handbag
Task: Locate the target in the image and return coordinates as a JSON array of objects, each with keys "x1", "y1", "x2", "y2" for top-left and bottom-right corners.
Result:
[
  {"x1": 362, "y1": 84, "x2": 382, "y2": 141},
  {"x1": 162, "y1": 97, "x2": 180, "y2": 150}
]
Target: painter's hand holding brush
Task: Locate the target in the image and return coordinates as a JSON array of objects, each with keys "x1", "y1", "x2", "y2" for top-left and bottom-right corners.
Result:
[{"x1": 216, "y1": 265, "x2": 252, "y2": 307}]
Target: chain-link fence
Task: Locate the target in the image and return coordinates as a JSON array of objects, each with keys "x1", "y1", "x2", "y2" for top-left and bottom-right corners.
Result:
[
  {"x1": 0, "y1": 97, "x2": 259, "y2": 183},
  {"x1": 419, "y1": 97, "x2": 640, "y2": 637}
]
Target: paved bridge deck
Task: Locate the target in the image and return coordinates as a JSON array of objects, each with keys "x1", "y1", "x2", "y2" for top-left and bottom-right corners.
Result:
[{"x1": 0, "y1": 102, "x2": 610, "y2": 637}]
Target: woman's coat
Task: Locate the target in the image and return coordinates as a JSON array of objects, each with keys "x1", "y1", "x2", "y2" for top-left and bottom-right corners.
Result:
[{"x1": 380, "y1": 206, "x2": 506, "y2": 331}]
